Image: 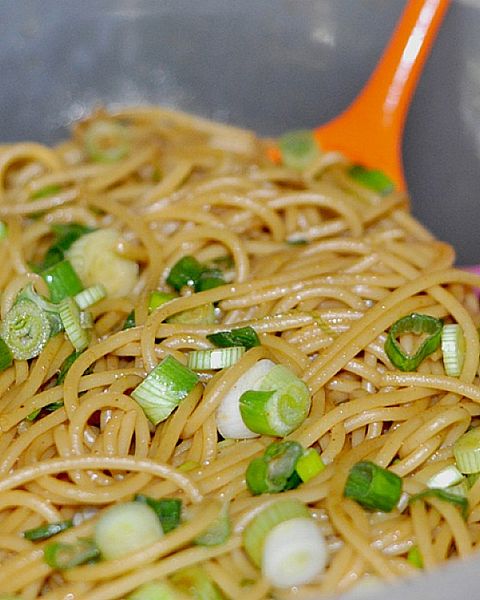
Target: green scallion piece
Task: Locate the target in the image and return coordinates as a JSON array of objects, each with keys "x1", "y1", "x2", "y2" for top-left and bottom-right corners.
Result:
[
  {"x1": 1, "y1": 299, "x2": 51, "y2": 360},
  {"x1": 349, "y1": 165, "x2": 394, "y2": 194},
  {"x1": 149, "y1": 291, "x2": 177, "y2": 312},
  {"x1": 123, "y1": 310, "x2": 136, "y2": 330},
  {"x1": 36, "y1": 223, "x2": 94, "y2": 272},
  {"x1": 131, "y1": 355, "x2": 199, "y2": 425},
  {"x1": 56, "y1": 351, "x2": 82, "y2": 386},
  {"x1": 16, "y1": 284, "x2": 63, "y2": 336},
  {"x1": 278, "y1": 130, "x2": 320, "y2": 171},
  {"x1": 167, "y1": 303, "x2": 216, "y2": 325},
  {"x1": 344, "y1": 461, "x2": 402, "y2": 512},
  {"x1": 44, "y1": 538, "x2": 100, "y2": 569},
  {"x1": 74, "y1": 284, "x2": 106, "y2": 309},
  {"x1": 127, "y1": 581, "x2": 180, "y2": 600},
  {"x1": 42, "y1": 259, "x2": 84, "y2": 303},
  {"x1": 246, "y1": 441, "x2": 303, "y2": 496},
  {"x1": 24, "y1": 519, "x2": 73, "y2": 541},
  {"x1": 58, "y1": 297, "x2": 89, "y2": 352},
  {"x1": 207, "y1": 326, "x2": 260, "y2": 350},
  {"x1": 166, "y1": 256, "x2": 204, "y2": 291},
  {"x1": 134, "y1": 495, "x2": 182, "y2": 534},
  {"x1": 454, "y1": 428, "x2": 480, "y2": 474},
  {"x1": 0, "y1": 221, "x2": 7, "y2": 240},
  {"x1": 170, "y1": 566, "x2": 224, "y2": 600},
  {"x1": 243, "y1": 498, "x2": 311, "y2": 567},
  {"x1": 409, "y1": 488, "x2": 469, "y2": 519},
  {"x1": 195, "y1": 269, "x2": 225, "y2": 292},
  {"x1": 84, "y1": 120, "x2": 130, "y2": 163},
  {"x1": 187, "y1": 347, "x2": 245, "y2": 371},
  {"x1": 31, "y1": 184, "x2": 62, "y2": 199},
  {"x1": 0, "y1": 338, "x2": 13, "y2": 372},
  {"x1": 194, "y1": 502, "x2": 231, "y2": 546},
  {"x1": 384, "y1": 313, "x2": 443, "y2": 372},
  {"x1": 295, "y1": 448, "x2": 325, "y2": 483},
  {"x1": 407, "y1": 545, "x2": 423, "y2": 569},
  {"x1": 239, "y1": 364, "x2": 311, "y2": 437},
  {"x1": 441, "y1": 323, "x2": 465, "y2": 377}
]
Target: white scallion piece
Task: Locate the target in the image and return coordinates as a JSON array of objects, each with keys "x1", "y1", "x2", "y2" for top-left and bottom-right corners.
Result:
[
  {"x1": 427, "y1": 464, "x2": 464, "y2": 489},
  {"x1": 187, "y1": 347, "x2": 245, "y2": 370},
  {"x1": 95, "y1": 502, "x2": 163, "y2": 560},
  {"x1": 441, "y1": 323, "x2": 465, "y2": 377},
  {"x1": 74, "y1": 283, "x2": 107, "y2": 309},
  {"x1": 58, "y1": 297, "x2": 89, "y2": 352},
  {"x1": 215, "y1": 358, "x2": 275, "y2": 439},
  {"x1": 262, "y1": 517, "x2": 327, "y2": 587}
]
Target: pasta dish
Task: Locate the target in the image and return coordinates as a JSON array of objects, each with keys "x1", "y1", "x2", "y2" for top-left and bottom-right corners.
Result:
[{"x1": 0, "y1": 106, "x2": 479, "y2": 599}]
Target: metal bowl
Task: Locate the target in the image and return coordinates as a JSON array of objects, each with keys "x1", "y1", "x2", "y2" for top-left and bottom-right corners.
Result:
[{"x1": 1, "y1": 2, "x2": 480, "y2": 597}]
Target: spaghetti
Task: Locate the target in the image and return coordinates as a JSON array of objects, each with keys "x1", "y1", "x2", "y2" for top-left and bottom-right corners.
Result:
[{"x1": 0, "y1": 106, "x2": 479, "y2": 599}]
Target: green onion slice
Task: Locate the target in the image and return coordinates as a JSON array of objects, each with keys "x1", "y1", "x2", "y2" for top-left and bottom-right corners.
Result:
[
  {"x1": 171, "y1": 566, "x2": 224, "y2": 600},
  {"x1": 426, "y1": 464, "x2": 464, "y2": 489},
  {"x1": 42, "y1": 259, "x2": 84, "y2": 303},
  {"x1": 195, "y1": 272, "x2": 225, "y2": 292},
  {"x1": 134, "y1": 495, "x2": 182, "y2": 534},
  {"x1": 246, "y1": 441, "x2": 303, "y2": 495},
  {"x1": 344, "y1": 461, "x2": 402, "y2": 512},
  {"x1": 131, "y1": 355, "x2": 199, "y2": 425},
  {"x1": 295, "y1": 448, "x2": 325, "y2": 483},
  {"x1": 409, "y1": 488, "x2": 469, "y2": 519},
  {"x1": 74, "y1": 284, "x2": 107, "y2": 309},
  {"x1": 95, "y1": 502, "x2": 163, "y2": 560},
  {"x1": 36, "y1": 223, "x2": 94, "y2": 272},
  {"x1": 384, "y1": 313, "x2": 443, "y2": 372},
  {"x1": 441, "y1": 323, "x2": 465, "y2": 377},
  {"x1": 24, "y1": 519, "x2": 73, "y2": 541},
  {"x1": 187, "y1": 347, "x2": 245, "y2": 371},
  {"x1": 454, "y1": 428, "x2": 480, "y2": 474},
  {"x1": 349, "y1": 165, "x2": 394, "y2": 194},
  {"x1": 58, "y1": 297, "x2": 89, "y2": 352},
  {"x1": 1, "y1": 299, "x2": 51, "y2": 360},
  {"x1": 16, "y1": 284, "x2": 63, "y2": 336},
  {"x1": 56, "y1": 351, "x2": 82, "y2": 386},
  {"x1": 44, "y1": 538, "x2": 100, "y2": 569},
  {"x1": 0, "y1": 221, "x2": 7, "y2": 240},
  {"x1": 31, "y1": 184, "x2": 62, "y2": 199},
  {"x1": 207, "y1": 326, "x2": 260, "y2": 350},
  {"x1": 167, "y1": 303, "x2": 216, "y2": 325},
  {"x1": 194, "y1": 502, "x2": 231, "y2": 546},
  {"x1": 84, "y1": 119, "x2": 130, "y2": 163},
  {"x1": 123, "y1": 310, "x2": 136, "y2": 330},
  {"x1": 243, "y1": 498, "x2": 310, "y2": 567},
  {"x1": 166, "y1": 256, "x2": 204, "y2": 291},
  {"x1": 148, "y1": 291, "x2": 177, "y2": 312},
  {"x1": 127, "y1": 581, "x2": 181, "y2": 600},
  {"x1": 239, "y1": 365, "x2": 311, "y2": 436},
  {"x1": 0, "y1": 338, "x2": 13, "y2": 372},
  {"x1": 278, "y1": 130, "x2": 320, "y2": 171},
  {"x1": 407, "y1": 545, "x2": 423, "y2": 569}
]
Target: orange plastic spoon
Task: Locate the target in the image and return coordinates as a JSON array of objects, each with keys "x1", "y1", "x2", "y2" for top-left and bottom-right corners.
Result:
[{"x1": 271, "y1": 0, "x2": 451, "y2": 191}]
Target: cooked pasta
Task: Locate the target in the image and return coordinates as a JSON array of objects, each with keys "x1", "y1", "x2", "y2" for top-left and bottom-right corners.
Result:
[{"x1": 0, "y1": 105, "x2": 480, "y2": 599}]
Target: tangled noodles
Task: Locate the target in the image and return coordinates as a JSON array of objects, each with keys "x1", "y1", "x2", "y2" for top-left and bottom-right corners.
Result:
[{"x1": 0, "y1": 106, "x2": 480, "y2": 599}]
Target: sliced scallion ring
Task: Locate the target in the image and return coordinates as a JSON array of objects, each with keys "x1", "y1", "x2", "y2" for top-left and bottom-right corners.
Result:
[
  {"x1": 84, "y1": 119, "x2": 129, "y2": 163},
  {"x1": 187, "y1": 347, "x2": 245, "y2": 370},
  {"x1": 58, "y1": 297, "x2": 89, "y2": 352},
  {"x1": 262, "y1": 516, "x2": 327, "y2": 587},
  {"x1": 1, "y1": 299, "x2": 51, "y2": 360},
  {"x1": 384, "y1": 313, "x2": 443, "y2": 372},
  {"x1": 74, "y1": 284, "x2": 107, "y2": 309},
  {"x1": 131, "y1": 355, "x2": 199, "y2": 425},
  {"x1": 239, "y1": 364, "x2": 311, "y2": 436},
  {"x1": 441, "y1": 323, "x2": 465, "y2": 377},
  {"x1": 243, "y1": 498, "x2": 310, "y2": 567},
  {"x1": 41, "y1": 259, "x2": 83, "y2": 303},
  {"x1": 207, "y1": 325, "x2": 260, "y2": 350},
  {"x1": 278, "y1": 130, "x2": 320, "y2": 171},
  {"x1": 454, "y1": 428, "x2": 480, "y2": 473},
  {"x1": 44, "y1": 538, "x2": 99, "y2": 569},
  {"x1": 295, "y1": 448, "x2": 325, "y2": 483},
  {"x1": 344, "y1": 461, "x2": 402, "y2": 512},
  {"x1": 426, "y1": 464, "x2": 464, "y2": 489}
]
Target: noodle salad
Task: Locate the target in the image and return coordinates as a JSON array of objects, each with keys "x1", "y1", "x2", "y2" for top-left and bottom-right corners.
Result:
[{"x1": 0, "y1": 106, "x2": 480, "y2": 599}]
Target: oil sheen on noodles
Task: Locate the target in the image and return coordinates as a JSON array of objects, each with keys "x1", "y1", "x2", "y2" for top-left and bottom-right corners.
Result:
[{"x1": 0, "y1": 106, "x2": 479, "y2": 600}]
